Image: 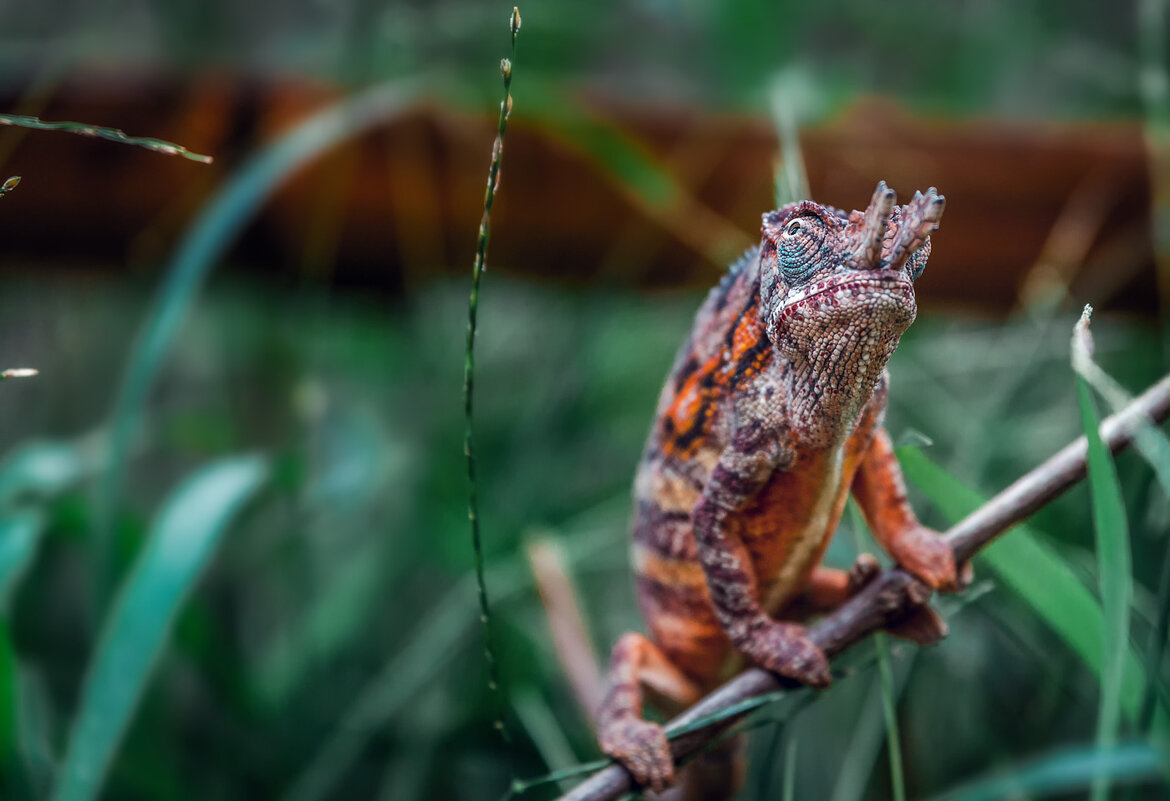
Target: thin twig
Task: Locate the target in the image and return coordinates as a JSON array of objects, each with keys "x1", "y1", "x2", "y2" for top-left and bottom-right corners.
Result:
[
  {"x1": 558, "y1": 372, "x2": 1170, "y2": 801},
  {"x1": 465, "y1": 6, "x2": 521, "y2": 747}
]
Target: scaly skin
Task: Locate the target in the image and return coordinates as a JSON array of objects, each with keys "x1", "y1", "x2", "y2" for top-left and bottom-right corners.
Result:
[{"x1": 599, "y1": 182, "x2": 964, "y2": 795}]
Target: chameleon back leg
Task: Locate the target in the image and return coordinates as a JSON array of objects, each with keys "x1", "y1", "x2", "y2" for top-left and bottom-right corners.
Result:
[{"x1": 597, "y1": 632, "x2": 701, "y2": 792}]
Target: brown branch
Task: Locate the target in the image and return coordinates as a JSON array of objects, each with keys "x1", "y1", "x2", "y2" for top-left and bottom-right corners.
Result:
[{"x1": 559, "y1": 372, "x2": 1170, "y2": 801}]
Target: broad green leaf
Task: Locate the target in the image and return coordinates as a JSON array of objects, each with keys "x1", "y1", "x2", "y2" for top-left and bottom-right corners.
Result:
[
  {"x1": 897, "y1": 448, "x2": 1146, "y2": 722},
  {"x1": 1076, "y1": 378, "x2": 1134, "y2": 801},
  {"x1": 53, "y1": 456, "x2": 268, "y2": 801},
  {"x1": 922, "y1": 741, "x2": 1164, "y2": 801}
]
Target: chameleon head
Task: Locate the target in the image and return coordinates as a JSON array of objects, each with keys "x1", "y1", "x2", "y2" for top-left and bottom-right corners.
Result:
[{"x1": 759, "y1": 181, "x2": 944, "y2": 393}]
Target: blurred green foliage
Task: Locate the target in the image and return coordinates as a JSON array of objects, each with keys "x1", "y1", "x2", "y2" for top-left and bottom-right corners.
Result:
[
  {"x1": 0, "y1": 0, "x2": 1151, "y2": 120},
  {"x1": 0, "y1": 274, "x2": 1165, "y2": 799}
]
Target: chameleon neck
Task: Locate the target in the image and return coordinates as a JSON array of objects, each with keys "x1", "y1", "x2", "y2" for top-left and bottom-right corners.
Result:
[{"x1": 783, "y1": 329, "x2": 899, "y2": 448}]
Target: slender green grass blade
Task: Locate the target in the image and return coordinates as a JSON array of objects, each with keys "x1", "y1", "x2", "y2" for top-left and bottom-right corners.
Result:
[
  {"x1": 53, "y1": 456, "x2": 268, "y2": 801},
  {"x1": 463, "y1": 13, "x2": 521, "y2": 753},
  {"x1": 13, "y1": 666, "x2": 55, "y2": 801},
  {"x1": 0, "y1": 115, "x2": 212, "y2": 163},
  {"x1": 781, "y1": 737, "x2": 798, "y2": 801},
  {"x1": 0, "y1": 621, "x2": 15, "y2": 771},
  {"x1": 769, "y1": 76, "x2": 810, "y2": 208},
  {"x1": 1076, "y1": 378, "x2": 1134, "y2": 801},
  {"x1": 286, "y1": 520, "x2": 623, "y2": 801},
  {"x1": 513, "y1": 687, "x2": 579, "y2": 793},
  {"x1": 284, "y1": 572, "x2": 506, "y2": 801},
  {"x1": 521, "y1": 82, "x2": 752, "y2": 265},
  {"x1": 922, "y1": 741, "x2": 1164, "y2": 801},
  {"x1": 0, "y1": 513, "x2": 44, "y2": 610},
  {"x1": 95, "y1": 79, "x2": 420, "y2": 567},
  {"x1": 875, "y1": 635, "x2": 906, "y2": 801},
  {"x1": 828, "y1": 503, "x2": 917, "y2": 801},
  {"x1": 251, "y1": 539, "x2": 386, "y2": 710},
  {"x1": 1071, "y1": 305, "x2": 1170, "y2": 739},
  {"x1": 897, "y1": 448, "x2": 1146, "y2": 722}
]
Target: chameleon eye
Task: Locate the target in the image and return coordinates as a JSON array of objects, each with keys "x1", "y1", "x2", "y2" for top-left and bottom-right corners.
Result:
[{"x1": 784, "y1": 220, "x2": 802, "y2": 237}]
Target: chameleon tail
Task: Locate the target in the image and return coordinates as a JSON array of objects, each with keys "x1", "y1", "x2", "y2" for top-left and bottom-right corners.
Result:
[{"x1": 680, "y1": 734, "x2": 746, "y2": 801}]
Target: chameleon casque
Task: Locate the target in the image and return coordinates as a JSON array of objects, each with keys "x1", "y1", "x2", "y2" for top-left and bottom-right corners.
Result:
[{"x1": 597, "y1": 182, "x2": 967, "y2": 797}]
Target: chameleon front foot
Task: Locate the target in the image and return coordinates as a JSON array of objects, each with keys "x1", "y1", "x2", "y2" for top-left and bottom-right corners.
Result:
[
  {"x1": 742, "y1": 621, "x2": 832, "y2": 687},
  {"x1": 889, "y1": 525, "x2": 971, "y2": 594},
  {"x1": 599, "y1": 716, "x2": 674, "y2": 792}
]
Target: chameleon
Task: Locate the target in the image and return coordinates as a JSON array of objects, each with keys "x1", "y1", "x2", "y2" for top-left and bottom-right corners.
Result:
[{"x1": 597, "y1": 182, "x2": 967, "y2": 797}]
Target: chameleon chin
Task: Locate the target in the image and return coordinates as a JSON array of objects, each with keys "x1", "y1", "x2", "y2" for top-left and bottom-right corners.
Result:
[{"x1": 598, "y1": 181, "x2": 969, "y2": 797}]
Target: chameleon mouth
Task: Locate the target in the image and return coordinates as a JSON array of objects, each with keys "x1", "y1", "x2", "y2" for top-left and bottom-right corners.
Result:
[{"x1": 779, "y1": 270, "x2": 913, "y2": 317}]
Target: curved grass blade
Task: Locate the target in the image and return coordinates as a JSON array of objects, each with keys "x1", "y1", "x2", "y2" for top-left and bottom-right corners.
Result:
[
  {"x1": 897, "y1": 447, "x2": 1147, "y2": 723},
  {"x1": 0, "y1": 116, "x2": 212, "y2": 163},
  {"x1": 875, "y1": 635, "x2": 906, "y2": 801},
  {"x1": 781, "y1": 737, "x2": 798, "y2": 801},
  {"x1": 94, "y1": 79, "x2": 421, "y2": 572},
  {"x1": 285, "y1": 520, "x2": 624, "y2": 801},
  {"x1": 1072, "y1": 305, "x2": 1170, "y2": 735},
  {"x1": 0, "y1": 512, "x2": 44, "y2": 610},
  {"x1": 53, "y1": 456, "x2": 268, "y2": 801},
  {"x1": 513, "y1": 686, "x2": 579, "y2": 794},
  {"x1": 922, "y1": 741, "x2": 1164, "y2": 801},
  {"x1": 521, "y1": 83, "x2": 752, "y2": 267},
  {"x1": 0, "y1": 621, "x2": 15, "y2": 774},
  {"x1": 1075, "y1": 375, "x2": 1134, "y2": 801},
  {"x1": 769, "y1": 75, "x2": 810, "y2": 208}
]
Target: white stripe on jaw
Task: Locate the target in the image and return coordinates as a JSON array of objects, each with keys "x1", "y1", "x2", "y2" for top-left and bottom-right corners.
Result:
[{"x1": 780, "y1": 274, "x2": 910, "y2": 313}]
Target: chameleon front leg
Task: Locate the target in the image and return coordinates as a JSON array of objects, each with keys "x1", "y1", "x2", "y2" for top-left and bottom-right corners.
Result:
[
  {"x1": 597, "y1": 632, "x2": 701, "y2": 792},
  {"x1": 851, "y1": 427, "x2": 968, "y2": 592},
  {"x1": 692, "y1": 425, "x2": 832, "y2": 687}
]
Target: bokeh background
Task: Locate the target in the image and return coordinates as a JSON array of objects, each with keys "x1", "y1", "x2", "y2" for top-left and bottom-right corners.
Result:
[{"x1": 0, "y1": 1, "x2": 1166, "y2": 799}]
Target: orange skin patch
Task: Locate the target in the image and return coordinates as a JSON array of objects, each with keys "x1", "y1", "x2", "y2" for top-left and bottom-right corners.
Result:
[{"x1": 661, "y1": 307, "x2": 770, "y2": 461}]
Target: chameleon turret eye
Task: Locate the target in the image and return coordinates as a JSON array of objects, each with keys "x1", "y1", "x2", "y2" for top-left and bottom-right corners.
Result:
[{"x1": 784, "y1": 220, "x2": 802, "y2": 236}]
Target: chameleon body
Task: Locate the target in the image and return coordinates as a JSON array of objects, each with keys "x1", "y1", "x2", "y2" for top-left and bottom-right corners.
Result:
[{"x1": 598, "y1": 183, "x2": 963, "y2": 796}]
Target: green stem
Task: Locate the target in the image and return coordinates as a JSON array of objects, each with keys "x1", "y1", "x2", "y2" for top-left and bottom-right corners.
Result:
[
  {"x1": 876, "y1": 635, "x2": 906, "y2": 801},
  {"x1": 464, "y1": 6, "x2": 521, "y2": 750}
]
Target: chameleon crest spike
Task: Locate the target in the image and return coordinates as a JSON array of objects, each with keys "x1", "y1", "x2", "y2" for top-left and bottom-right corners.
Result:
[
  {"x1": 886, "y1": 186, "x2": 945, "y2": 272},
  {"x1": 845, "y1": 180, "x2": 897, "y2": 270}
]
